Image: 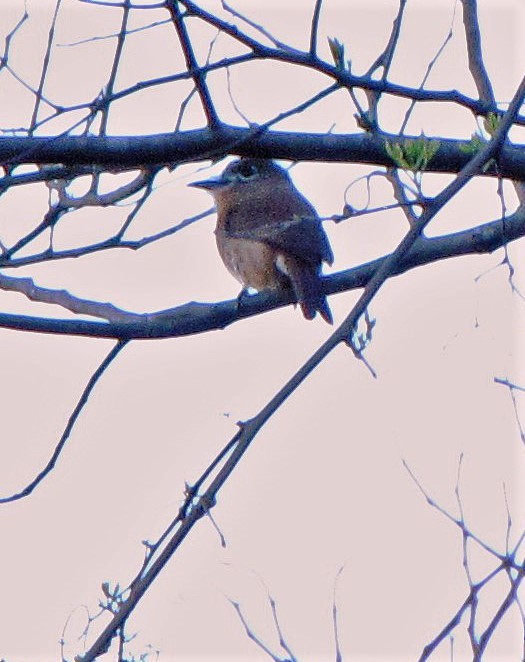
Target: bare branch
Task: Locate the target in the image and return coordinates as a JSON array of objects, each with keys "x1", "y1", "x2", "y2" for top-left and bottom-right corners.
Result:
[
  {"x1": 0, "y1": 340, "x2": 128, "y2": 503},
  {"x1": 363, "y1": 0, "x2": 408, "y2": 129},
  {"x1": 221, "y1": 1, "x2": 292, "y2": 51},
  {"x1": 98, "y1": 0, "x2": 132, "y2": 136},
  {"x1": 309, "y1": 0, "x2": 323, "y2": 56},
  {"x1": 460, "y1": 0, "x2": 496, "y2": 105},
  {"x1": 29, "y1": 0, "x2": 63, "y2": 134},
  {"x1": 166, "y1": 0, "x2": 220, "y2": 128},
  {"x1": 1, "y1": 6, "x2": 524, "y2": 658},
  {"x1": 405, "y1": 456, "x2": 525, "y2": 659},
  {"x1": 494, "y1": 377, "x2": 525, "y2": 445},
  {"x1": 75, "y1": 73, "x2": 525, "y2": 661},
  {"x1": 477, "y1": 570, "x2": 525, "y2": 656},
  {"x1": 0, "y1": 205, "x2": 524, "y2": 338},
  {"x1": 0, "y1": 272, "x2": 143, "y2": 322},
  {"x1": 0, "y1": 129, "x2": 525, "y2": 179},
  {"x1": 400, "y1": 2, "x2": 457, "y2": 134},
  {"x1": 0, "y1": 207, "x2": 211, "y2": 269},
  {"x1": 332, "y1": 565, "x2": 345, "y2": 662},
  {"x1": 228, "y1": 599, "x2": 288, "y2": 662}
]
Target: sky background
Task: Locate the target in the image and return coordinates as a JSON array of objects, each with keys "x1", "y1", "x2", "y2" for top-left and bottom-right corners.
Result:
[{"x1": 0, "y1": 1, "x2": 524, "y2": 660}]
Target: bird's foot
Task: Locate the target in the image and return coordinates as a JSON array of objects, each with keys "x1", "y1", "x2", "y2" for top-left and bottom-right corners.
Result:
[{"x1": 235, "y1": 287, "x2": 253, "y2": 314}]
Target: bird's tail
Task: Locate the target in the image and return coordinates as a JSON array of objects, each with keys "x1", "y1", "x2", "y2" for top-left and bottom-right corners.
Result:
[{"x1": 282, "y1": 257, "x2": 332, "y2": 324}]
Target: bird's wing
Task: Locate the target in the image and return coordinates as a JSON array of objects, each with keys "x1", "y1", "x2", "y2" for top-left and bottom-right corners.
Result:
[
  {"x1": 265, "y1": 215, "x2": 333, "y2": 266},
  {"x1": 229, "y1": 215, "x2": 334, "y2": 267},
  {"x1": 221, "y1": 181, "x2": 334, "y2": 267}
]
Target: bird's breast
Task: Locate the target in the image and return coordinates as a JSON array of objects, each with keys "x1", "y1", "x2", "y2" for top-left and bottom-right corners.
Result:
[{"x1": 215, "y1": 232, "x2": 285, "y2": 291}]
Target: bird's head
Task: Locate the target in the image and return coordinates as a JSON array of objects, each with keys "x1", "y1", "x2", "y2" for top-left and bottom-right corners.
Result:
[{"x1": 190, "y1": 158, "x2": 289, "y2": 207}]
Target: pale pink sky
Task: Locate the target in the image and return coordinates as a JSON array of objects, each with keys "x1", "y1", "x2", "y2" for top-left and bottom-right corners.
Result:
[{"x1": 0, "y1": 1, "x2": 524, "y2": 661}]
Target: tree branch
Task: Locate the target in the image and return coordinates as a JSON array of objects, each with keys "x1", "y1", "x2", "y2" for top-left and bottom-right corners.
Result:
[
  {"x1": 0, "y1": 206, "x2": 524, "y2": 338},
  {"x1": 0, "y1": 340, "x2": 128, "y2": 504},
  {"x1": 0, "y1": 128, "x2": 524, "y2": 179},
  {"x1": 77, "y1": 75, "x2": 525, "y2": 661},
  {"x1": 166, "y1": 0, "x2": 220, "y2": 127},
  {"x1": 461, "y1": 0, "x2": 496, "y2": 104}
]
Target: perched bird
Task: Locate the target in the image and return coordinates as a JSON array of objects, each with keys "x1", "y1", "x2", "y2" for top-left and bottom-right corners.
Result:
[{"x1": 190, "y1": 157, "x2": 334, "y2": 323}]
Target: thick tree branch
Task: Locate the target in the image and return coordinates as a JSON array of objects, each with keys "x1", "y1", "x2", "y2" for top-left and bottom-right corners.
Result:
[
  {"x1": 1, "y1": 206, "x2": 524, "y2": 339},
  {"x1": 0, "y1": 128, "x2": 524, "y2": 179},
  {"x1": 77, "y1": 73, "x2": 525, "y2": 662}
]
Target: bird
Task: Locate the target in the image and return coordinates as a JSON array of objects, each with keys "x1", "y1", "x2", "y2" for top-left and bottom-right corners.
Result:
[{"x1": 190, "y1": 157, "x2": 334, "y2": 323}]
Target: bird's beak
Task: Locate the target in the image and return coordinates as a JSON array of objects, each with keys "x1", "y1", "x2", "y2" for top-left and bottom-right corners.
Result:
[{"x1": 189, "y1": 175, "x2": 226, "y2": 190}]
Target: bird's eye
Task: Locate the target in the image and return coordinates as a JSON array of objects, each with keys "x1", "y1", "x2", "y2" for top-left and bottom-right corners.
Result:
[{"x1": 235, "y1": 161, "x2": 258, "y2": 180}]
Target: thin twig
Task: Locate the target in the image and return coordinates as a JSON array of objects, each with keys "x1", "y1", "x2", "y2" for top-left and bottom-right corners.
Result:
[
  {"x1": 309, "y1": 0, "x2": 323, "y2": 56},
  {"x1": 166, "y1": 0, "x2": 220, "y2": 128},
  {"x1": 99, "y1": 0, "x2": 131, "y2": 136},
  {"x1": 0, "y1": 340, "x2": 128, "y2": 503},
  {"x1": 400, "y1": 0, "x2": 458, "y2": 134},
  {"x1": 221, "y1": 0, "x2": 293, "y2": 52},
  {"x1": 29, "y1": 0, "x2": 63, "y2": 134},
  {"x1": 460, "y1": 0, "x2": 495, "y2": 104},
  {"x1": 77, "y1": 66, "x2": 525, "y2": 662}
]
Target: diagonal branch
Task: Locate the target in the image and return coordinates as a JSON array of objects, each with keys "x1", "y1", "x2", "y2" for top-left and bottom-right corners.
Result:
[
  {"x1": 0, "y1": 339, "x2": 128, "y2": 504},
  {"x1": 166, "y1": 0, "x2": 220, "y2": 127},
  {"x1": 76, "y1": 71, "x2": 525, "y2": 662}
]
